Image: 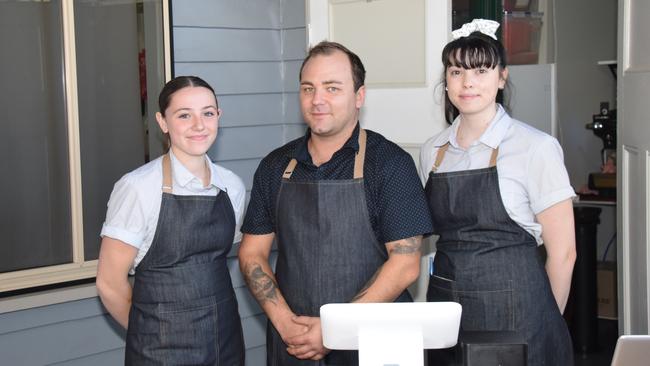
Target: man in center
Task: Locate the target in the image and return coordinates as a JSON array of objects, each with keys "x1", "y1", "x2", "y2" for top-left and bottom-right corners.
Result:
[{"x1": 238, "y1": 41, "x2": 433, "y2": 365}]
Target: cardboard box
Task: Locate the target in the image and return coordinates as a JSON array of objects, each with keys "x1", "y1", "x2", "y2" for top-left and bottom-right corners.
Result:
[{"x1": 597, "y1": 261, "x2": 617, "y2": 319}]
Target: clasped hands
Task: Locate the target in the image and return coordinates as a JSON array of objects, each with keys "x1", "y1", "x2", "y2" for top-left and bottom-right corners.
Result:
[{"x1": 281, "y1": 315, "x2": 330, "y2": 361}]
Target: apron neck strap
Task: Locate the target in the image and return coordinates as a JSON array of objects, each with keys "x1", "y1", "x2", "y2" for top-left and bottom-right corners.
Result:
[
  {"x1": 353, "y1": 128, "x2": 367, "y2": 179},
  {"x1": 488, "y1": 147, "x2": 499, "y2": 168},
  {"x1": 431, "y1": 143, "x2": 499, "y2": 173},
  {"x1": 431, "y1": 143, "x2": 450, "y2": 173},
  {"x1": 162, "y1": 153, "x2": 173, "y2": 193},
  {"x1": 282, "y1": 159, "x2": 298, "y2": 179},
  {"x1": 282, "y1": 128, "x2": 367, "y2": 180}
]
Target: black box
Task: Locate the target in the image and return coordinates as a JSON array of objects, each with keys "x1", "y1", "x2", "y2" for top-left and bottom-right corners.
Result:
[{"x1": 459, "y1": 331, "x2": 527, "y2": 366}]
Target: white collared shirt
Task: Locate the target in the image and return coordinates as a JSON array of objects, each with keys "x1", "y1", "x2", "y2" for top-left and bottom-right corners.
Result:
[
  {"x1": 419, "y1": 105, "x2": 575, "y2": 244},
  {"x1": 101, "y1": 149, "x2": 246, "y2": 269}
]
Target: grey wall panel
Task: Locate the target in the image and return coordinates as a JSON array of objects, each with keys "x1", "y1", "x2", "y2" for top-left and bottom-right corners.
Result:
[
  {"x1": 245, "y1": 345, "x2": 267, "y2": 366},
  {"x1": 228, "y1": 242, "x2": 241, "y2": 259},
  {"x1": 284, "y1": 124, "x2": 308, "y2": 142},
  {"x1": 282, "y1": 28, "x2": 307, "y2": 60},
  {"x1": 210, "y1": 125, "x2": 285, "y2": 161},
  {"x1": 242, "y1": 314, "x2": 268, "y2": 349},
  {"x1": 236, "y1": 287, "x2": 263, "y2": 319},
  {"x1": 175, "y1": 62, "x2": 283, "y2": 95},
  {"x1": 50, "y1": 348, "x2": 124, "y2": 366},
  {"x1": 228, "y1": 254, "x2": 246, "y2": 288},
  {"x1": 174, "y1": 28, "x2": 281, "y2": 62},
  {"x1": 218, "y1": 94, "x2": 283, "y2": 128},
  {"x1": 282, "y1": 0, "x2": 306, "y2": 28},
  {"x1": 1, "y1": 314, "x2": 124, "y2": 365},
  {"x1": 172, "y1": 0, "x2": 281, "y2": 29},
  {"x1": 283, "y1": 60, "x2": 302, "y2": 92},
  {"x1": 216, "y1": 158, "x2": 263, "y2": 191},
  {"x1": 284, "y1": 92, "x2": 303, "y2": 125},
  {"x1": 0, "y1": 297, "x2": 105, "y2": 334}
]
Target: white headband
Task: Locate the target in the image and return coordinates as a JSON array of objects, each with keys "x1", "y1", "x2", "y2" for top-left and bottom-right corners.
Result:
[{"x1": 451, "y1": 19, "x2": 500, "y2": 41}]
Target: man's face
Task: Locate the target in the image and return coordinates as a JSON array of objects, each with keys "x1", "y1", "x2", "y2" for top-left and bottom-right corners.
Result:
[{"x1": 299, "y1": 50, "x2": 365, "y2": 139}]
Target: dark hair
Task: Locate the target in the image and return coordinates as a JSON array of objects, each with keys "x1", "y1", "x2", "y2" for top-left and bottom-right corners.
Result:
[
  {"x1": 441, "y1": 31, "x2": 510, "y2": 124},
  {"x1": 299, "y1": 41, "x2": 366, "y2": 92},
  {"x1": 158, "y1": 75, "x2": 217, "y2": 116}
]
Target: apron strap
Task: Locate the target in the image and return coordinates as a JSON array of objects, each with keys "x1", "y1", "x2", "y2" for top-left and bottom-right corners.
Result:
[
  {"x1": 162, "y1": 153, "x2": 173, "y2": 193},
  {"x1": 282, "y1": 128, "x2": 368, "y2": 180},
  {"x1": 431, "y1": 143, "x2": 450, "y2": 173},
  {"x1": 489, "y1": 147, "x2": 499, "y2": 168},
  {"x1": 431, "y1": 143, "x2": 499, "y2": 173},
  {"x1": 282, "y1": 159, "x2": 298, "y2": 179},
  {"x1": 353, "y1": 128, "x2": 367, "y2": 179}
]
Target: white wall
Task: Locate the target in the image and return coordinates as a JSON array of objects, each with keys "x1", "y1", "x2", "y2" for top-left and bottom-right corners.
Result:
[{"x1": 306, "y1": 0, "x2": 451, "y2": 146}]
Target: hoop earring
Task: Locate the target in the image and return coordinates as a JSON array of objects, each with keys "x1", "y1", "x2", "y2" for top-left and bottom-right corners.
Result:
[{"x1": 445, "y1": 86, "x2": 448, "y2": 91}]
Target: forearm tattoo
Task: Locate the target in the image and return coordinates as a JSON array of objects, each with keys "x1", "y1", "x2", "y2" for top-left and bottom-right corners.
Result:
[
  {"x1": 389, "y1": 236, "x2": 422, "y2": 255},
  {"x1": 244, "y1": 263, "x2": 279, "y2": 305},
  {"x1": 351, "y1": 266, "x2": 382, "y2": 302}
]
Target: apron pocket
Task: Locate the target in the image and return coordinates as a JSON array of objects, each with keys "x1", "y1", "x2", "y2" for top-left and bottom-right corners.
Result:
[
  {"x1": 428, "y1": 276, "x2": 515, "y2": 332},
  {"x1": 158, "y1": 296, "x2": 219, "y2": 364},
  {"x1": 456, "y1": 281, "x2": 515, "y2": 332}
]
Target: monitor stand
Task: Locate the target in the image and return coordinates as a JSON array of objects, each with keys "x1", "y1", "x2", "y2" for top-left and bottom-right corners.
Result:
[{"x1": 320, "y1": 302, "x2": 462, "y2": 366}]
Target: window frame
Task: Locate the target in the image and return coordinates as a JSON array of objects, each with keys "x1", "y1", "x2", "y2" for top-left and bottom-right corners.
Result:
[{"x1": 0, "y1": 0, "x2": 172, "y2": 293}]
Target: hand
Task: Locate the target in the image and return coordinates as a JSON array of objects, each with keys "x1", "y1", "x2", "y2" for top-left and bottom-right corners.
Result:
[
  {"x1": 286, "y1": 316, "x2": 330, "y2": 360},
  {"x1": 277, "y1": 313, "x2": 309, "y2": 347}
]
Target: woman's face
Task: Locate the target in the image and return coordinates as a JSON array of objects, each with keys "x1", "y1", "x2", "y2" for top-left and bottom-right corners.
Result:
[
  {"x1": 445, "y1": 59, "x2": 507, "y2": 120},
  {"x1": 156, "y1": 86, "x2": 220, "y2": 163}
]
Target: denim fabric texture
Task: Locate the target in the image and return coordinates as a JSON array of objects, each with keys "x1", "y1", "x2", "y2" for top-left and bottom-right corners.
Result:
[
  {"x1": 425, "y1": 157, "x2": 573, "y2": 366},
  {"x1": 266, "y1": 130, "x2": 412, "y2": 366},
  {"x1": 125, "y1": 190, "x2": 244, "y2": 365}
]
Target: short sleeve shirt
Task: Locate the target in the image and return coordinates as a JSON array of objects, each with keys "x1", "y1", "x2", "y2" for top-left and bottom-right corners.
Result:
[
  {"x1": 419, "y1": 105, "x2": 575, "y2": 244},
  {"x1": 242, "y1": 123, "x2": 433, "y2": 244},
  {"x1": 101, "y1": 150, "x2": 247, "y2": 270}
]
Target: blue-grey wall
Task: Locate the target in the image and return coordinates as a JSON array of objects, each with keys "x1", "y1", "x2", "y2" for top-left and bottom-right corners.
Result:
[
  {"x1": 0, "y1": 298, "x2": 125, "y2": 365},
  {"x1": 0, "y1": 1, "x2": 306, "y2": 364}
]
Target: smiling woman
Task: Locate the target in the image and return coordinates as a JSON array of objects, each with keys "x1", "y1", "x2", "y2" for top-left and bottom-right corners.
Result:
[
  {"x1": 420, "y1": 21, "x2": 576, "y2": 366},
  {"x1": 96, "y1": 76, "x2": 246, "y2": 365},
  {"x1": 0, "y1": 0, "x2": 170, "y2": 294}
]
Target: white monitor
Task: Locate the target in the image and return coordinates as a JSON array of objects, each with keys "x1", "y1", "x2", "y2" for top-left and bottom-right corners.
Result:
[
  {"x1": 320, "y1": 302, "x2": 462, "y2": 366},
  {"x1": 611, "y1": 335, "x2": 650, "y2": 366}
]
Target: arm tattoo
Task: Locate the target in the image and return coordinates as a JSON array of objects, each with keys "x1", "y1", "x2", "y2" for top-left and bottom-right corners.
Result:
[
  {"x1": 388, "y1": 236, "x2": 422, "y2": 255},
  {"x1": 351, "y1": 266, "x2": 382, "y2": 302},
  {"x1": 244, "y1": 263, "x2": 279, "y2": 305}
]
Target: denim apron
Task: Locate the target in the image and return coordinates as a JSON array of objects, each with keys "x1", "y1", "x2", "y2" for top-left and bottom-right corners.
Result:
[
  {"x1": 125, "y1": 154, "x2": 245, "y2": 365},
  {"x1": 267, "y1": 129, "x2": 411, "y2": 366},
  {"x1": 425, "y1": 144, "x2": 573, "y2": 366}
]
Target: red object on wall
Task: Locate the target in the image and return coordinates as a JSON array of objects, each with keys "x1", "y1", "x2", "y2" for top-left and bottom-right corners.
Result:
[
  {"x1": 503, "y1": 0, "x2": 532, "y2": 12},
  {"x1": 502, "y1": 12, "x2": 542, "y2": 65}
]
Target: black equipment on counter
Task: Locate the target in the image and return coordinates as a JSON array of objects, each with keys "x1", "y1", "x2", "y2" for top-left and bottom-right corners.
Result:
[
  {"x1": 585, "y1": 102, "x2": 616, "y2": 163},
  {"x1": 585, "y1": 102, "x2": 616, "y2": 199},
  {"x1": 458, "y1": 331, "x2": 527, "y2": 366}
]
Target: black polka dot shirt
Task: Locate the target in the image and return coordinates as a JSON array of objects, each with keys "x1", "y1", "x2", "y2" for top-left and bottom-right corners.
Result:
[{"x1": 241, "y1": 123, "x2": 433, "y2": 244}]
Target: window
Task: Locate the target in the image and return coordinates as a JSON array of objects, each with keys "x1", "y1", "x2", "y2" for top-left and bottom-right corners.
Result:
[{"x1": 0, "y1": 0, "x2": 170, "y2": 292}]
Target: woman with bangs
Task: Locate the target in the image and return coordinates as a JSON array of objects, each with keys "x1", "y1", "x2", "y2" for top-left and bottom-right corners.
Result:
[{"x1": 420, "y1": 20, "x2": 575, "y2": 365}]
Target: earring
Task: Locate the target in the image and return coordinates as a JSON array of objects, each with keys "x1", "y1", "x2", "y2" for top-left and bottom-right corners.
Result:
[{"x1": 445, "y1": 86, "x2": 448, "y2": 91}]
